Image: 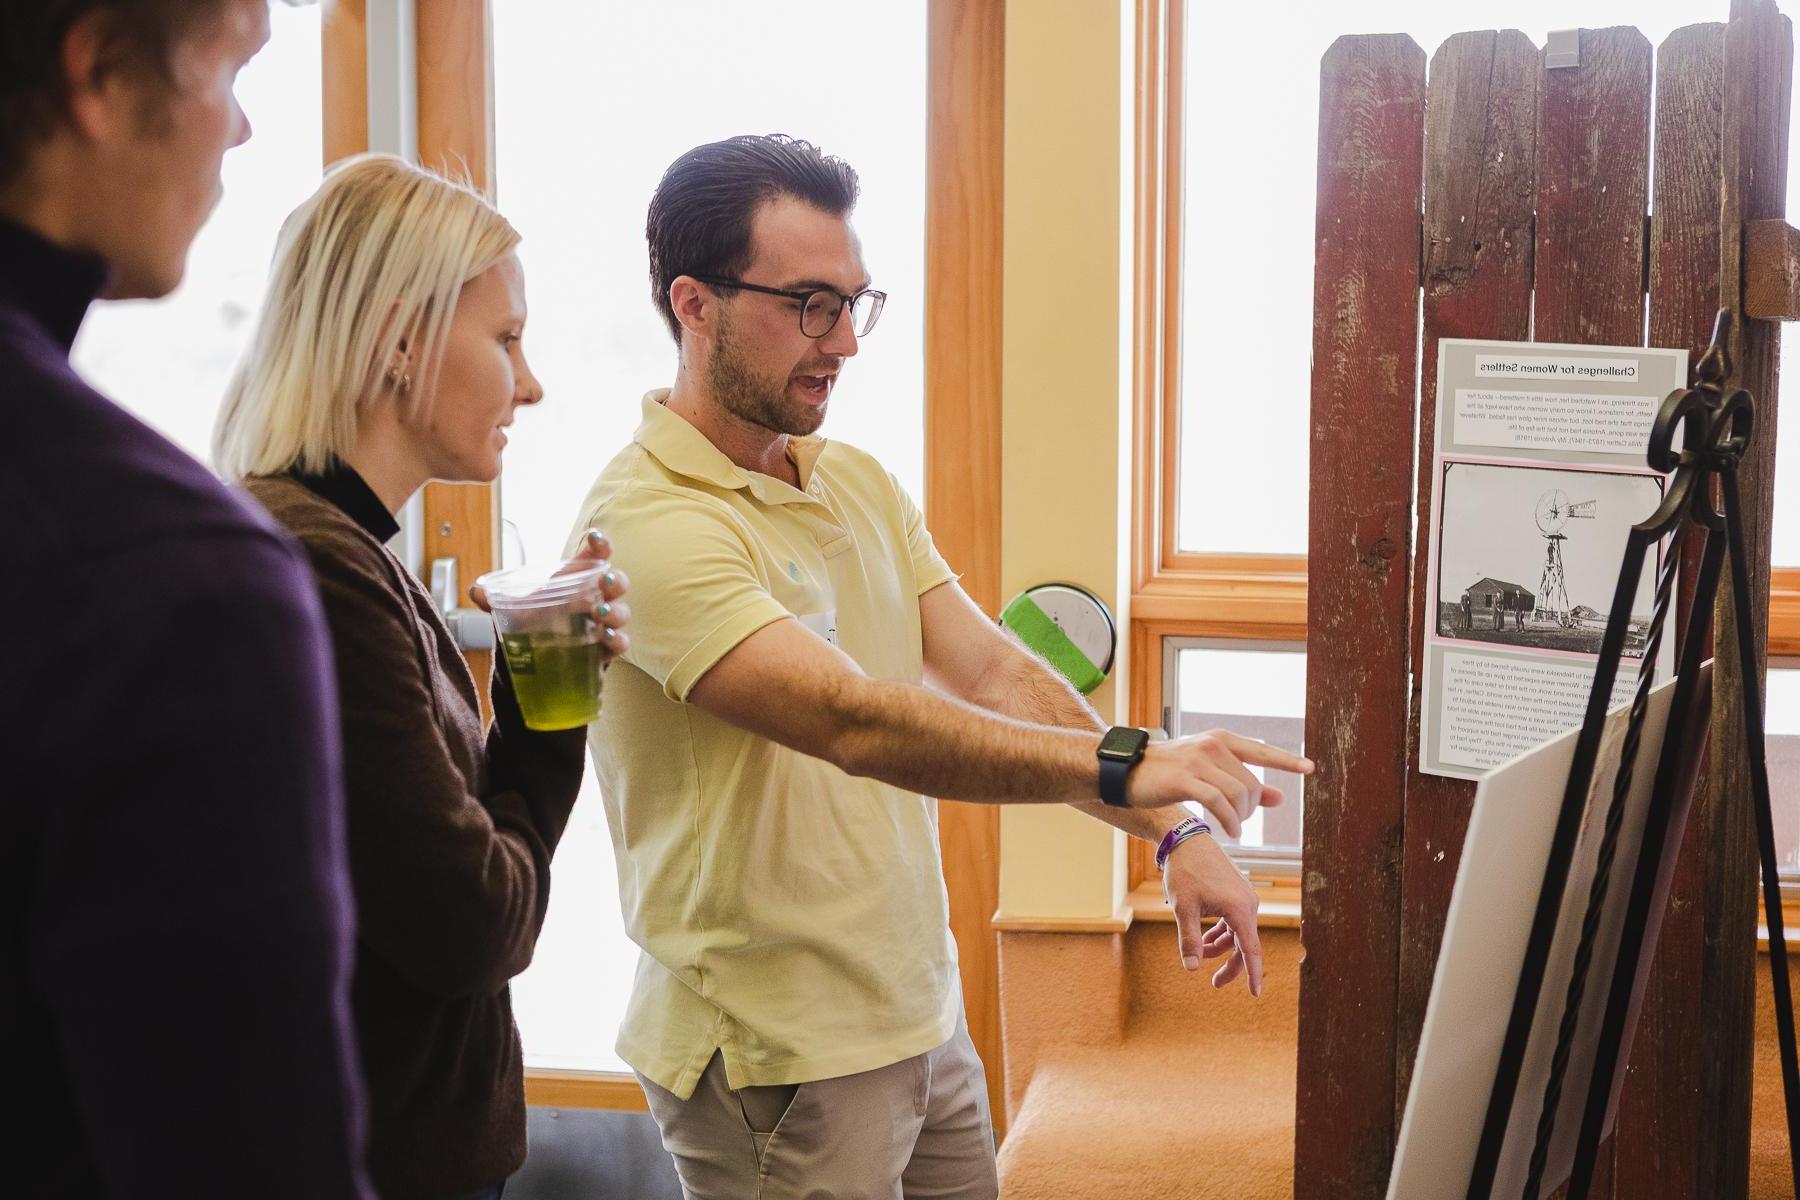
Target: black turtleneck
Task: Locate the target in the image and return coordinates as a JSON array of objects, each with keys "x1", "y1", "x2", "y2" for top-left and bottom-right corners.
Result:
[
  {"x1": 0, "y1": 215, "x2": 109, "y2": 350},
  {"x1": 297, "y1": 460, "x2": 402, "y2": 544},
  {"x1": 0, "y1": 216, "x2": 373, "y2": 1198}
]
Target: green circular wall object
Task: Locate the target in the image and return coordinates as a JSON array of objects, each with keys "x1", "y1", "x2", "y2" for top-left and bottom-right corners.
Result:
[{"x1": 999, "y1": 583, "x2": 1117, "y2": 695}]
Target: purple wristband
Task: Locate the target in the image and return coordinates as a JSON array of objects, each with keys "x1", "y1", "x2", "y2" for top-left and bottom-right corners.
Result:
[{"x1": 1155, "y1": 815, "x2": 1213, "y2": 871}]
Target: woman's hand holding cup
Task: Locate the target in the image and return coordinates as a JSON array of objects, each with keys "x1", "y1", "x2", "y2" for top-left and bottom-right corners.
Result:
[
  {"x1": 566, "y1": 529, "x2": 631, "y2": 666},
  {"x1": 471, "y1": 530, "x2": 632, "y2": 731}
]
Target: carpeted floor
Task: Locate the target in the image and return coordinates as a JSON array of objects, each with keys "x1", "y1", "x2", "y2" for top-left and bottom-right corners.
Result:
[
  {"x1": 997, "y1": 922, "x2": 1301, "y2": 1199},
  {"x1": 1751, "y1": 951, "x2": 1794, "y2": 1199},
  {"x1": 998, "y1": 922, "x2": 1794, "y2": 1199}
]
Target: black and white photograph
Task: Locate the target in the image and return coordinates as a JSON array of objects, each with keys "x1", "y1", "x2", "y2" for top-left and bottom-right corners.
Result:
[{"x1": 1434, "y1": 461, "x2": 1665, "y2": 658}]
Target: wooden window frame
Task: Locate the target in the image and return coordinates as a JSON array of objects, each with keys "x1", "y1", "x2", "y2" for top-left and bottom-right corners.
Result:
[
  {"x1": 1126, "y1": 0, "x2": 1305, "y2": 902},
  {"x1": 1126, "y1": 0, "x2": 1799, "y2": 898}
]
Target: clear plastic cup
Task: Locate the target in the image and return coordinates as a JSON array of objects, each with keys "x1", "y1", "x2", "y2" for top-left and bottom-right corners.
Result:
[{"x1": 476, "y1": 560, "x2": 608, "y2": 731}]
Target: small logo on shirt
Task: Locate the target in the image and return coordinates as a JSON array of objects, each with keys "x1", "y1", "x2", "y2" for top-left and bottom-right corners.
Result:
[{"x1": 787, "y1": 561, "x2": 802, "y2": 581}]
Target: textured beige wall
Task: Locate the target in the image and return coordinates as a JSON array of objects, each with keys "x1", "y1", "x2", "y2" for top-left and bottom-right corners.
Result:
[{"x1": 994, "y1": 0, "x2": 1134, "y2": 924}]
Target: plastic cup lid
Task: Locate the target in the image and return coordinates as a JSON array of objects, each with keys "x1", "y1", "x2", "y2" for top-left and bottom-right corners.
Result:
[{"x1": 476, "y1": 561, "x2": 606, "y2": 607}]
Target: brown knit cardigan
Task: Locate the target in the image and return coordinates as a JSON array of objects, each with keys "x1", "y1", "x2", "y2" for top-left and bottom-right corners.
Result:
[{"x1": 247, "y1": 475, "x2": 586, "y2": 1199}]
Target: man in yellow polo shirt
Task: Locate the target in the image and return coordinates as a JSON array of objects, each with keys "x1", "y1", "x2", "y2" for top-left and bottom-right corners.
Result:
[{"x1": 568, "y1": 134, "x2": 1313, "y2": 1199}]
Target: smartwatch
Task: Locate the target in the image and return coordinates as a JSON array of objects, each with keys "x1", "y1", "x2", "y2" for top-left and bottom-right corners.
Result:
[{"x1": 1097, "y1": 726, "x2": 1150, "y2": 807}]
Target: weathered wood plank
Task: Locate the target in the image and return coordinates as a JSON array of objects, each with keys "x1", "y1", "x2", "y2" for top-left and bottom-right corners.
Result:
[
  {"x1": 1616, "y1": 22, "x2": 1726, "y2": 1200},
  {"x1": 1528, "y1": 31, "x2": 1652, "y2": 1193},
  {"x1": 1700, "y1": 2, "x2": 1792, "y2": 1195},
  {"x1": 1533, "y1": 26, "x2": 1652, "y2": 346},
  {"x1": 1745, "y1": 219, "x2": 1800, "y2": 320},
  {"x1": 1398, "y1": 26, "x2": 1538, "y2": 1127},
  {"x1": 1293, "y1": 34, "x2": 1424, "y2": 1200}
]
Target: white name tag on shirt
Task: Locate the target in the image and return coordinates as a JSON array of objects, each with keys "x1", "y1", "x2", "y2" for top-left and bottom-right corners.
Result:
[{"x1": 797, "y1": 610, "x2": 839, "y2": 647}]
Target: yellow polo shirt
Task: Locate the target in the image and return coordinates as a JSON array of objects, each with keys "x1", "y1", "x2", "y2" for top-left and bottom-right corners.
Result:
[{"x1": 564, "y1": 391, "x2": 962, "y2": 1099}]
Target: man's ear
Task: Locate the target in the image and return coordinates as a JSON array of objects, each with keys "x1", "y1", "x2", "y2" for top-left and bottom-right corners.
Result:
[
  {"x1": 669, "y1": 275, "x2": 712, "y2": 342},
  {"x1": 59, "y1": 10, "x2": 133, "y2": 143}
]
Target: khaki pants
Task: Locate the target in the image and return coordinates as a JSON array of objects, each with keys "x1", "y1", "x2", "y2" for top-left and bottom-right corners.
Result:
[{"x1": 638, "y1": 1018, "x2": 999, "y2": 1200}]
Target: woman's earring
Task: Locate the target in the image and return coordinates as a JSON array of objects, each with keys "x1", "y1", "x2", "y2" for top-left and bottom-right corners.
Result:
[{"x1": 385, "y1": 365, "x2": 413, "y2": 394}]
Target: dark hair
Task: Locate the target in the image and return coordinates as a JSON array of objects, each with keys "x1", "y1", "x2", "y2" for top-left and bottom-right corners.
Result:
[
  {"x1": 645, "y1": 134, "x2": 860, "y2": 344},
  {"x1": 0, "y1": 0, "x2": 248, "y2": 184}
]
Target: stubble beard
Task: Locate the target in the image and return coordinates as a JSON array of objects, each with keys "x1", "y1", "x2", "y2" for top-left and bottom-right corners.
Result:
[{"x1": 707, "y1": 309, "x2": 827, "y2": 438}]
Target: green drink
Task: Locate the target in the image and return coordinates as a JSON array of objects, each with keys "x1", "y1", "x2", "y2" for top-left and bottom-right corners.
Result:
[
  {"x1": 500, "y1": 630, "x2": 606, "y2": 731},
  {"x1": 478, "y1": 560, "x2": 609, "y2": 732}
]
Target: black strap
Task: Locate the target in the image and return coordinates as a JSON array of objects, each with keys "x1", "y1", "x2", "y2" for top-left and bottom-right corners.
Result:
[{"x1": 1099, "y1": 755, "x2": 1132, "y2": 807}]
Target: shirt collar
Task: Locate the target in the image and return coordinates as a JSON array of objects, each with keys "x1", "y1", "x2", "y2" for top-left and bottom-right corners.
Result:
[
  {"x1": 293, "y1": 460, "x2": 402, "y2": 544},
  {"x1": 0, "y1": 217, "x2": 111, "y2": 354},
  {"x1": 634, "y1": 390, "x2": 828, "y2": 502}
]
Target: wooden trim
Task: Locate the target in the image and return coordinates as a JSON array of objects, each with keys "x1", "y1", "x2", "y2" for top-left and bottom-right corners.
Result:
[
  {"x1": 1130, "y1": 568, "x2": 1308, "y2": 628},
  {"x1": 413, "y1": 2, "x2": 498, "y2": 704},
  {"x1": 1127, "y1": 610, "x2": 1167, "y2": 901},
  {"x1": 1127, "y1": 884, "x2": 1784, "y2": 942},
  {"x1": 522, "y1": 1069, "x2": 648, "y2": 1112},
  {"x1": 1154, "y1": 0, "x2": 1187, "y2": 576},
  {"x1": 321, "y1": 0, "x2": 368, "y2": 166},
  {"x1": 415, "y1": 0, "x2": 493, "y2": 196},
  {"x1": 1162, "y1": 550, "x2": 1305, "y2": 574},
  {"x1": 1773, "y1": 565, "x2": 1800, "y2": 656},
  {"x1": 1758, "y1": 892, "x2": 1800, "y2": 950},
  {"x1": 925, "y1": 0, "x2": 1006, "y2": 1142},
  {"x1": 1127, "y1": 879, "x2": 1302, "y2": 928},
  {"x1": 991, "y1": 908, "x2": 1133, "y2": 934},
  {"x1": 1127, "y1": 619, "x2": 1165, "y2": 888},
  {"x1": 1129, "y1": 0, "x2": 1169, "y2": 597}
]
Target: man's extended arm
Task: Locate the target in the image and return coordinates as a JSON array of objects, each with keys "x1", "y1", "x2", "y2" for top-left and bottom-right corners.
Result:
[
  {"x1": 687, "y1": 591, "x2": 1304, "y2": 836},
  {"x1": 918, "y1": 584, "x2": 1183, "y2": 843},
  {"x1": 916, "y1": 580, "x2": 1301, "y2": 995}
]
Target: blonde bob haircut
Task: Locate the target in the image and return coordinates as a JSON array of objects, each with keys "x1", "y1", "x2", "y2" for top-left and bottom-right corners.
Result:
[{"x1": 214, "y1": 153, "x2": 520, "y2": 481}]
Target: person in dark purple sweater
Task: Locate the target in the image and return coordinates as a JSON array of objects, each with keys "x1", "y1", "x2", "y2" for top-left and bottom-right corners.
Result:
[{"x1": 0, "y1": 2, "x2": 371, "y2": 1195}]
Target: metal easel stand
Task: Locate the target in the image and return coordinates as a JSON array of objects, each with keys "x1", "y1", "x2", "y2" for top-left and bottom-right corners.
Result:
[{"x1": 1463, "y1": 310, "x2": 1800, "y2": 1200}]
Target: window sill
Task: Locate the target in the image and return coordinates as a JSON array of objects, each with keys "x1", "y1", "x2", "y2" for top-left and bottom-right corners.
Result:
[
  {"x1": 1116, "y1": 882, "x2": 1798, "y2": 951},
  {"x1": 991, "y1": 906, "x2": 1134, "y2": 934},
  {"x1": 523, "y1": 1069, "x2": 647, "y2": 1111},
  {"x1": 1126, "y1": 879, "x2": 1302, "y2": 928},
  {"x1": 1759, "y1": 895, "x2": 1800, "y2": 952}
]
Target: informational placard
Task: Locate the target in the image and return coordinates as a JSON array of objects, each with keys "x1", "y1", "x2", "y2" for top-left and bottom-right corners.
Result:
[{"x1": 1418, "y1": 339, "x2": 1687, "y2": 780}]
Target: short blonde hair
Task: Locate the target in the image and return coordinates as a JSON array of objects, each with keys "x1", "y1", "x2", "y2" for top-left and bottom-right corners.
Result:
[{"x1": 213, "y1": 153, "x2": 520, "y2": 480}]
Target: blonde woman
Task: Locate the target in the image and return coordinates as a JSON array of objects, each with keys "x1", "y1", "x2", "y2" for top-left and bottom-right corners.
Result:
[{"x1": 215, "y1": 154, "x2": 630, "y2": 1200}]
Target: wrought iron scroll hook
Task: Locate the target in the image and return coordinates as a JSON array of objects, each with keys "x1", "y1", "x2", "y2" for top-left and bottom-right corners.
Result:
[{"x1": 1644, "y1": 310, "x2": 1744, "y2": 536}]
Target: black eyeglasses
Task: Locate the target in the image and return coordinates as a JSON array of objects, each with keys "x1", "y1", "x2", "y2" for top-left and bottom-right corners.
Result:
[{"x1": 692, "y1": 274, "x2": 887, "y2": 339}]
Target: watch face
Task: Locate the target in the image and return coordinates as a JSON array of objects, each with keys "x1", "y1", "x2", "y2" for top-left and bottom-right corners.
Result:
[{"x1": 1099, "y1": 726, "x2": 1149, "y2": 759}]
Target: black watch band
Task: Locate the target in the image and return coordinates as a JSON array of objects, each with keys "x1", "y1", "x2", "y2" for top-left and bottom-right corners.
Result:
[{"x1": 1097, "y1": 726, "x2": 1150, "y2": 808}]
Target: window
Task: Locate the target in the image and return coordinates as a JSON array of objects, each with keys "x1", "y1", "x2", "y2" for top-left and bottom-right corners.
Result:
[
  {"x1": 492, "y1": 2, "x2": 928, "y2": 1074},
  {"x1": 1137, "y1": 0, "x2": 1800, "y2": 890},
  {"x1": 70, "y1": 3, "x2": 323, "y2": 463},
  {"x1": 1164, "y1": 640, "x2": 1306, "y2": 865}
]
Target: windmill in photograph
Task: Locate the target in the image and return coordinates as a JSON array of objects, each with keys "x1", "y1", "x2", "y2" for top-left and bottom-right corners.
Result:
[{"x1": 1534, "y1": 488, "x2": 1596, "y2": 627}]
